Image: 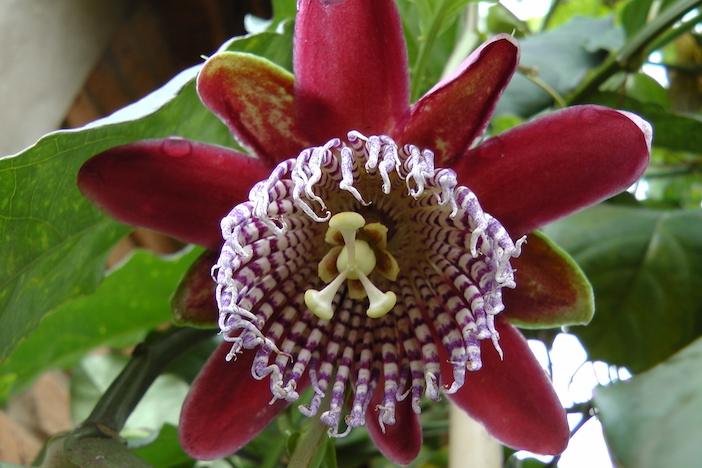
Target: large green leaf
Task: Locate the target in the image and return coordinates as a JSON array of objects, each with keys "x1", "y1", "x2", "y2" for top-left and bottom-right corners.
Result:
[
  {"x1": 0, "y1": 79, "x2": 223, "y2": 365},
  {"x1": 0, "y1": 248, "x2": 202, "y2": 403},
  {"x1": 596, "y1": 334, "x2": 702, "y2": 468},
  {"x1": 544, "y1": 204, "x2": 702, "y2": 372},
  {"x1": 0, "y1": 27, "x2": 293, "y2": 363}
]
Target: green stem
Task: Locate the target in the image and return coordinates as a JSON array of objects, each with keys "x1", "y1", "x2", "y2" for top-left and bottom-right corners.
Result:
[
  {"x1": 259, "y1": 436, "x2": 287, "y2": 468},
  {"x1": 646, "y1": 11, "x2": 702, "y2": 55},
  {"x1": 410, "y1": 0, "x2": 452, "y2": 102},
  {"x1": 80, "y1": 327, "x2": 214, "y2": 432},
  {"x1": 519, "y1": 65, "x2": 567, "y2": 108},
  {"x1": 286, "y1": 388, "x2": 335, "y2": 468},
  {"x1": 568, "y1": 0, "x2": 702, "y2": 104},
  {"x1": 287, "y1": 415, "x2": 331, "y2": 468}
]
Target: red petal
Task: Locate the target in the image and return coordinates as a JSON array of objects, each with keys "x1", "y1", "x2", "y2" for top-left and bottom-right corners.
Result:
[
  {"x1": 502, "y1": 232, "x2": 594, "y2": 328},
  {"x1": 453, "y1": 105, "x2": 651, "y2": 236},
  {"x1": 197, "y1": 52, "x2": 313, "y2": 163},
  {"x1": 400, "y1": 35, "x2": 519, "y2": 166},
  {"x1": 442, "y1": 318, "x2": 570, "y2": 455},
  {"x1": 365, "y1": 378, "x2": 422, "y2": 465},
  {"x1": 294, "y1": 0, "x2": 409, "y2": 142},
  {"x1": 179, "y1": 342, "x2": 291, "y2": 460},
  {"x1": 77, "y1": 138, "x2": 273, "y2": 248}
]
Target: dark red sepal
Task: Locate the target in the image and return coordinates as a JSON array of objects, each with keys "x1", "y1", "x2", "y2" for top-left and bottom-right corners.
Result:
[
  {"x1": 442, "y1": 317, "x2": 570, "y2": 455},
  {"x1": 179, "y1": 342, "x2": 299, "y2": 460},
  {"x1": 453, "y1": 106, "x2": 651, "y2": 236},
  {"x1": 78, "y1": 138, "x2": 273, "y2": 248}
]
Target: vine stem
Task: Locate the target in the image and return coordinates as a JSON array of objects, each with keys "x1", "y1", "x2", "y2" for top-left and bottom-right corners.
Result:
[
  {"x1": 568, "y1": 0, "x2": 702, "y2": 105},
  {"x1": 79, "y1": 326, "x2": 214, "y2": 432}
]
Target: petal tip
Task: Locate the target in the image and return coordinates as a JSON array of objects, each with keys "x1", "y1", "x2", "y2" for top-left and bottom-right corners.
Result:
[{"x1": 617, "y1": 110, "x2": 653, "y2": 151}]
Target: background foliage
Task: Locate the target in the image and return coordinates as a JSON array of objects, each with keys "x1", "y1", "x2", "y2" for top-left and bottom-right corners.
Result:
[{"x1": 1, "y1": 0, "x2": 702, "y2": 466}]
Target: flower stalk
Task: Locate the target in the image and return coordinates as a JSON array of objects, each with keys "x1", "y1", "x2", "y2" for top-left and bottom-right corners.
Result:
[{"x1": 449, "y1": 404, "x2": 502, "y2": 468}]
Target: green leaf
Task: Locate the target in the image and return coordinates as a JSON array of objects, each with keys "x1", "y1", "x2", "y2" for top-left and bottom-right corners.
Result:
[
  {"x1": 0, "y1": 83, "x2": 222, "y2": 365},
  {"x1": 545, "y1": 0, "x2": 614, "y2": 30},
  {"x1": 0, "y1": 27, "x2": 293, "y2": 363},
  {"x1": 621, "y1": 0, "x2": 655, "y2": 38},
  {"x1": 269, "y1": 0, "x2": 297, "y2": 31},
  {"x1": 495, "y1": 17, "x2": 624, "y2": 117},
  {"x1": 486, "y1": 3, "x2": 530, "y2": 37},
  {"x1": 0, "y1": 248, "x2": 201, "y2": 403},
  {"x1": 131, "y1": 425, "x2": 195, "y2": 468},
  {"x1": 620, "y1": 0, "x2": 679, "y2": 39},
  {"x1": 645, "y1": 149, "x2": 702, "y2": 209},
  {"x1": 544, "y1": 204, "x2": 702, "y2": 372},
  {"x1": 220, "y1": 21, "x2": 294, "y2": 73},
  {"x1": 596, "y1": 334, "x2": 702, "y2": 468},
  {"x1": 397, "y1": 0, "x2": 476, "y2": 101},
  {"x1": 617, "y1": 72, "x2": 671, "y2": 107}
]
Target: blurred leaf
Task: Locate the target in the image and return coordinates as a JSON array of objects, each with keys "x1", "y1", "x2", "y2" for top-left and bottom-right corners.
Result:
[
  {"x1": 486, "y1": 3, "x2": 529, "y2": 37},
  {"x1": 269, "y1": 0, "x2": 297, "y2": 29},
  {"x1": 620, "y1": 0, "x2": 678, "y2": 39},
  {"x1": 590, "y1": 92, "x2": 702, "y2": 154},
  {"x1": 644, "y1": 145, "x2": 702, "y2": 209},
  {"x1": 622, "y1": 72, "x2": 671, "y2": 106},
  {"x1": 221, "y1": 20, "x2": 294, "y2": 73},
  {"x1": 71, "y1": 354, "x2": 189, "y2": 433},
  {"x1": 543, "y1": 204, "x2": 702, "y2": 372},
  {"x1": 496, "y1": 17, "x2": 624, "y2": 117},
  {"x1": 488, "y1": 114, "x2": 525, "y2": 135},
  {"x1": 621, "y1": 0, "x2": 656, "y2": 38},
  {"x1": 596, "y1": 334, "x2": 702, "y2": 468},
  {"x1": 0, "y1": 248, "x2": 201, "y2": 403},
  {"x1": 0, "y1": 26, "x2": 293, "y2": 363},
  {"x1": 397, "y1": 0, "x2": 477, "y2": 100},
  {"x1": 546, "y1": 0, "x2": 613, "y2": 30},
  {"x1": 131, "y1": 425, "x2": 195, "y2": 468}
]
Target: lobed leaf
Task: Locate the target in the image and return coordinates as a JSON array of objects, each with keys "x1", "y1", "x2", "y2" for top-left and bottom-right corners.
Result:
[
  {"x1": 596, "y1": 335, "x2": 702, "y2": 468},
  {"x1": 544, "y1": 204, "x2": 702, "y2": 372}
]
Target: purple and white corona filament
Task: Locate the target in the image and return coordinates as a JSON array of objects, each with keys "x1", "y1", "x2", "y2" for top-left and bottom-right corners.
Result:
[{"x1": 213, "y1": 131, "x2": 524, "y2": 435}]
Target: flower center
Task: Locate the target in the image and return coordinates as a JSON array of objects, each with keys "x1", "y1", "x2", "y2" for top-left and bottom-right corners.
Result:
[
  {"x1": 213, "y1": 131, "x2": 524, "y2": 436},
  {"x1": 305, "y1": 212, "x2": 398, "y2": 320}
]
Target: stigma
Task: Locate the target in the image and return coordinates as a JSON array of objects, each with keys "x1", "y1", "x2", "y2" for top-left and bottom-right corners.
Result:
[{"x1": 305, "y1": 212, "x2": 398, "y2": 320}]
